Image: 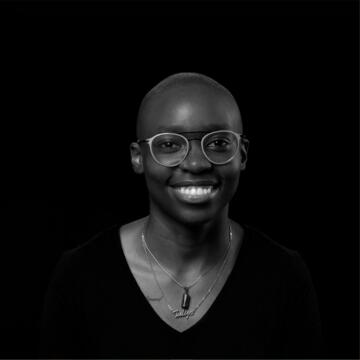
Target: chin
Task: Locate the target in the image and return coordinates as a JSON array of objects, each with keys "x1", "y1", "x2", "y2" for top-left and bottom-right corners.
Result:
[{"x1": 168, "y1": 205, "x2": 227, "y2": 227}]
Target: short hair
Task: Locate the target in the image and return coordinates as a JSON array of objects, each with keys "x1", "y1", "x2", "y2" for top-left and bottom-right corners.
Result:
[{"x1": 137, "y1": 72, "x2": 238, "y2": 137}]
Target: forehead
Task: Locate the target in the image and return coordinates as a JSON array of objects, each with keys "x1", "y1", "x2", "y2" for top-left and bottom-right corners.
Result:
[{"x1": 138, "y1": 83, "x2": 242, "y2": 138}]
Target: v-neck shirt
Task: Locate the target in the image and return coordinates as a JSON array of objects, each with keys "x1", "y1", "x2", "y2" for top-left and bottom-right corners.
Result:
[{"x1": 40, "y1": 223, "x2": 323, "y2": 358}]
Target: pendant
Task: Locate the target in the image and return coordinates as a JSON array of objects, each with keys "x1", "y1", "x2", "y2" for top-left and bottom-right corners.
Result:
[
  {"x1": 168, "y1": 305, "x2": 195, "y2": 320},
  {"x1": 181, "y1": 288, "x2": 191, "y2": 310}
]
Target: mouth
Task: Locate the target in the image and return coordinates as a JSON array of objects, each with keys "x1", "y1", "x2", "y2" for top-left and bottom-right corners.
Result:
[{"x1": 170, "y1": 184, "x2": 220, "y2": 204}]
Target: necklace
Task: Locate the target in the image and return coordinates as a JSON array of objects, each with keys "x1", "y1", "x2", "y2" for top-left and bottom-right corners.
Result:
[{"x1": 141, "y1": 224, "x2": 232, "y2": 320}]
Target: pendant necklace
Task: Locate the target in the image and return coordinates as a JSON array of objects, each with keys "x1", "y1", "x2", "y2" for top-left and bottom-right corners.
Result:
[{"x1": 141, "y1": 224, "x2": 232, "y2": 320}]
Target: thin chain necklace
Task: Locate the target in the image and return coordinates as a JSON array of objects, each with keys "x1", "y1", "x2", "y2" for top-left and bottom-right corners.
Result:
[{"x1": 141, "y1": 224, "x2": 232, "y2": 320}]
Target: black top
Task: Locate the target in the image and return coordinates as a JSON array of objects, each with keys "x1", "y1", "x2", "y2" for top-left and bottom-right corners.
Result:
[{"x1": 39, "y1": 224, "x2": 323, "y2": 359}]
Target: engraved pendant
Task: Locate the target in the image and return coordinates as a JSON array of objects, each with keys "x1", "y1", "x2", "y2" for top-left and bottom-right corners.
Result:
[{"x1": 169, "y1": 306, "x2": 195, "y2": 320}]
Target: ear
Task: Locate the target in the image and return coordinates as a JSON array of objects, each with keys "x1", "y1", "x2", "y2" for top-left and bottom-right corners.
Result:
[
  {"x1": 239, "y1": 138, "x2": 249, "y2": 170},
  {"x1": 130, "y1": 142, "x2": 144, "y2": 174}
]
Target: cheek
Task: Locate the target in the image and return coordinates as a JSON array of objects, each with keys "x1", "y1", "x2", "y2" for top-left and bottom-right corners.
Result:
[
  {"x1": 143, "y1": 159, "x2": 172, "y2": 195},
  {"x1": 219, "y1": 160, "x2": 242, "y2": 197}
]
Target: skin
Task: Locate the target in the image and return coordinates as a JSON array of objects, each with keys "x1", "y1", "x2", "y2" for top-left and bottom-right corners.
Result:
[{"x1": 124, "y1": 79, "x2": 248, "y2": 332}]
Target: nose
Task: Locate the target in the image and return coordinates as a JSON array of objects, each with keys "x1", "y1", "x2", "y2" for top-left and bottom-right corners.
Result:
[{"x1": 179, "y1": 140, "x2": 212, "y2": 172}]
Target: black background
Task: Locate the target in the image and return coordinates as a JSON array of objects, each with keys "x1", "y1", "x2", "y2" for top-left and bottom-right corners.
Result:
[{"x1": 0, "y1": 0, "x2": 358, "y2": 358}]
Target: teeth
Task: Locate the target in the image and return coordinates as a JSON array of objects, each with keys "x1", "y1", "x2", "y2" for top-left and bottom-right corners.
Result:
[{"x1": 176, "y1": 186, "x2": 213, "y2": 196}]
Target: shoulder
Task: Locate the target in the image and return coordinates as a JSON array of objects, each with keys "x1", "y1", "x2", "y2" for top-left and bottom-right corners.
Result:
[
  {"x1": 243, "y1": 224, "x2": 298, "y2": 259},
  {"x1": 51, "y1": 223, "x2": 123, "y2": 284},
  {"x1": 68, "y1": 223, "x2": 121, "y2": 260},
  {"x1": 242, "y1": 224, "x2": 314, "y2": 290},
  {"x1": 53, "y1": 217, "x2": 148, "y2": 278}
]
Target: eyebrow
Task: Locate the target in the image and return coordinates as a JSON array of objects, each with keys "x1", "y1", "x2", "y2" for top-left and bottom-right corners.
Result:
[{"x1": 155, "y1": 124, "x2": 230, "y2": 133}]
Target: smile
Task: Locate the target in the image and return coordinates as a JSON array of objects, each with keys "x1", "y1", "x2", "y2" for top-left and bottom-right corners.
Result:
[{"x1": 172, "y1": 185, "x2": 219, "y2": 203}]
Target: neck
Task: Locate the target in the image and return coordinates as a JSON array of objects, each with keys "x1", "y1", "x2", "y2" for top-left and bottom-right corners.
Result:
[{"x1": 143, "y1": 207, "x2": 231, "y2": 276}]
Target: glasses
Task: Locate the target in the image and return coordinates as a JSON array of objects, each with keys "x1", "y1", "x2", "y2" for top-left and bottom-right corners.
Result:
[{"x1": 137, "y1": 130, "x2": 249, "y2": 167}]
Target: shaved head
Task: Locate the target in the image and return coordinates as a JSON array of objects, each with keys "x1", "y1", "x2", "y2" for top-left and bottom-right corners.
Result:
[{"x1": 136, "y1": 73, "x2": 242, "y2": 139}]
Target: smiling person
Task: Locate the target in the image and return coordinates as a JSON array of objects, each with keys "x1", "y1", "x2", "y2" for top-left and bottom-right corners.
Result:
[{"x1": 40, "y1": 73, "x2": 323, "y2": 359}]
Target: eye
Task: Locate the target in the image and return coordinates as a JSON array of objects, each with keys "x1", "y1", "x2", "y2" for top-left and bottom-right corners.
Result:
[
  {"x1": 209, "y1": 139, "x2": 229, "y2": 147},
  {"x1": 160, "y1": 141, "x2": 178, "y2": 148},
  {"x1": 206, "y1": 138, "x2": 231, "y2": 151},
  {"x1": 157, "y1": 141, "x2": 182, "y2": 153}
]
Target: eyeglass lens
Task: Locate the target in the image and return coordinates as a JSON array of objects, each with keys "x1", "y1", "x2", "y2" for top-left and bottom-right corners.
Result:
[{"x1": 151, "y1": 131, "x2": 239, "y2": 166}]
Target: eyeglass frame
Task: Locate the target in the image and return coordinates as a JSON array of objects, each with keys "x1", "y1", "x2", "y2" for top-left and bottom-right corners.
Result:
[{"x1": 137, "y1": 129, "x2": 249, "y2": 167}]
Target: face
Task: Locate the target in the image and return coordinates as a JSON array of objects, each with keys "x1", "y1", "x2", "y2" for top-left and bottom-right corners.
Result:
[{"x1": 131, "y1": 83, "x2": 247, "y2": 226}]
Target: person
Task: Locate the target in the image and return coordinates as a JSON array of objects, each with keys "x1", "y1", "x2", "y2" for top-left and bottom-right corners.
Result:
[{"x1": 39, "y1": 72, "x2": 323, "y2": 359}]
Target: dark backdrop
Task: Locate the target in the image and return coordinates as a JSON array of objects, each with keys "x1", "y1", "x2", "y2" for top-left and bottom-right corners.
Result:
[{"x1": 1, "y1": 0, "x2": 358, "y2": 358}]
